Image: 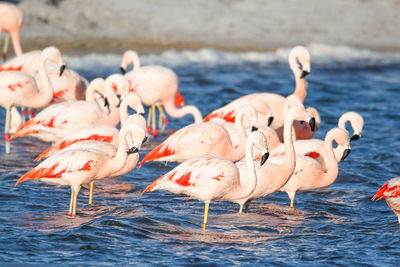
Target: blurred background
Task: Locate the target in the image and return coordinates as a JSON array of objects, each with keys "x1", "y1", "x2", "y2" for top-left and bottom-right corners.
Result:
[{"x1": 10, "y1": 0, "x2": 400, "y2": 54}]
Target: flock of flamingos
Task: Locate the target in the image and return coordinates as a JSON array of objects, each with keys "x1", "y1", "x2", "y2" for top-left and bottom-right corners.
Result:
[{"x1": 0, "y1": 2, "x2": 399, "y2": 231}]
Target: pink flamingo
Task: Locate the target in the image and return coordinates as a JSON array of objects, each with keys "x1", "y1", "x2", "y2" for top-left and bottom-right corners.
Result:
[
  {"x1": 338, "y1": 111, "x2": 364, "y2": 141},
  {"x1": 35, "y1": 99, "x2": 146, "y2": 161},
  {"x1": 143, "y1": 130, "x2": 269, "y2": 230},
  {"x1": 15, "y1": 123, "x2": 147, "y2": 217},
  {"x1": 0, "y1": 2, "x2": 23, "y2": 61},
  {"x1": 138, "y1": 104, "x2": 258, "y2": 166},
  {"x1": 277, "y1": 128, "x2": 351, "y2": 207},
  {"x1": 233, "y1": 105, "x2": 316, "y2": 213},
  {"x1": 120, "y1": 50, "x2": 202, "y2": 136},
  {"x1": 0, "y1": 46, "x2": 65, "y2": 153},
  {"x1": 204, "y1": 46, "x2": 311, "y2": 133},
  {"x1": 11, "y1": 74, "x2": 128, "y2": 143},
  {"x1": 47, "y1": 117, "x2": 147, "y2": 205},
  {"x1": 372, "y1": 177, "x2": 400, "y2": 224}
]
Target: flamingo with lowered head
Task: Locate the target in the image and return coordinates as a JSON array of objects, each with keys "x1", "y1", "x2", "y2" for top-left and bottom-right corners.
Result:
[
  {"x1": 120, "y1": 50, "x2": 202, "y2": 136},
  {"x1": 11, "y1": 74, "x2": 128, "y2": 143},
  {"x1": 277, "y1": 128, "x2": 351, "y2": 208},
  {"x1": 139, "y1": 104, "x2": 259, "y2": 166},
  {"x1": 0, "y1": 46, "x2": 65, "y2": 153},
  {"x1": 372, "y1": 177, "x2": 400, "y2": 224},
  {"x1": 0, "y1": 2, "x2": 23, "y2": 61},
  {"x1": 234, "y1": 104, "x2": 316, "y2": 213},
  {"x1": 143, "y1": 130, "x2": 269, "y2": 230},
  {"x1": 204, "y1": 46, "x2": 311, "y2": 133},
  {"x1": 15, "y1": 123, "x2": 147, "y2": 217}
]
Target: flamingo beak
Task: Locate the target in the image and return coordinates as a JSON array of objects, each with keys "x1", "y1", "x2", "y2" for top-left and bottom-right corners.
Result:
[
  {"x1": 116, "y1": 94, "x2": 122, "y2": 107},
  {"x1": 59, "y1": 65, "x2": 66, "y2": 76},
  {"x1": 127, "y1": 146, "x2": 139, "y2": 155},
  {"x1": 138, "y1": 112, "x2": 145, "y2": 117},
  {"x1": 142, "y1": 136, "x2": 148, "y2": 145},
  {"x1": 350, "y1": 134, "x2": 360, "y2": 142},
  {"x1": 309, "y1": 117, "x2": 316, "y2": 131},
  {"x1": 260, "y1": 152, "x2": 269, "y2": 166},
  {"x1": 120, "y1": 67, "x2": 126, "y2": 74},
  {"x1": 300, "y1": 70, "x2": 309, "y2": 79},
  {"x1": 251, "y1": 126, "x2": 258, "y2": 132},
  {"x1": 268, "y1": 116, "x2": 274, "y2": 126},
  {"x1": 341, "y1": 149, "x2": 351, "y2": 161}
]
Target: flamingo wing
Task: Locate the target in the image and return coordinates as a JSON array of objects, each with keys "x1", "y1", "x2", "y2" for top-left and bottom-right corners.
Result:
[{"x1": 372, "y1": 178, "x2": 400, "y2": 200}]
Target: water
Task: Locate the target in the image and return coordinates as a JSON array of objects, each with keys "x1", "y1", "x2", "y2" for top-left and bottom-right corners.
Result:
[{"x1": 1, "y1": 44, "x2": 400, "y2": 265}]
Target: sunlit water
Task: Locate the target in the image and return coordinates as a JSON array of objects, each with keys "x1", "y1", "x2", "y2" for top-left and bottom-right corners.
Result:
[{"x1": 1, "y1": 44, "x2": 400, "y2": 265}]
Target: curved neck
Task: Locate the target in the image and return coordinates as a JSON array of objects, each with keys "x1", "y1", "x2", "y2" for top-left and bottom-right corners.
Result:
[
  {"x1": 289, "y1": 56, "x2": 307, "y2": 102},
  {"x1": 317, "y1": 134, "x2": 339, "y2": 188},
  {"x1": 279, "y1": 113, "x2": 297, "y2": 177},
  {"x1": 228, "y1": 110, "x2": 248, "y2": 161},
  {"x1": 85, "y1": 79, "x2": 104, "y2": 102},
  {"x1": 30, "y1": 56, "x2": 54, "y2": 109},
  {"x1": 163, "y1": 101, "x2": 203, "y2": 123},
  {"x1": 123, "y1": 51, "x2": 141, "y2": 72}
]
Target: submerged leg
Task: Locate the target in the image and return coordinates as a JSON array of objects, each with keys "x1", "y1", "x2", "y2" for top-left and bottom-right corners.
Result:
[
  {"x1": 88, "y1": 182, "x2": 94, "y2": 205},
  {"x1": 156, "y1": 104, "x2": 167, "y2": 130},
  {"x1": 68, "y1": 190, "x2": 75, "y2": 216},
  {"x1": 151, "y1": 105, "x2": 157, "y2": 136},
  {"x1": 239, "y1": 204, "x2": 244, "y2": 214},
  {"x1": 202, "y1": 202, "x2": 210, "y2": 231},
  {"x1": 2, "y1": 33, "x2": 10, "y2": 62},
  {"x1": 71, "y1": 186, "x2": 82, "y2": 217},
  {"x1": 288, "y1": 192, "x2": 296, "y2": 208},
  {"x1": 4, "y1": 107, "x2": 11, "y2": 154},
  {"x1": 146, "y1": 105, "x2": 154, "y2": 135}
]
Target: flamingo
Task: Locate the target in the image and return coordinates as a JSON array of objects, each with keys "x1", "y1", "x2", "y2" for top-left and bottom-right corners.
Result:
[
  {"x1": 233, "y1": 105, "x2": 316, "y2": 213},
  {"x1": 277, "y1": 128, "x2": 351, "y2": 208},
  {"x1": 35, "y1": 99, "x2": 146, "y2": 161},
  {"x1": 204, "y1": 46, "x2": 311, "y2": 135},
  {"x1": 270, "y1": 111, "x2": 362, "y2": 171},
  {"x1": 372, "y1": 177, "x2": 400, "y2": 224},
  {"x1": 143, "y1": 130, "x2": 269, "y2": 230},
  {"x1": 0, "y1": 46, "x2": 65, "y2": 153},
  {"x1": 11, "y1": 74, "x2": 128, "y2": 143},
  {"x1": 120, "y1": 50, "x2": 202, "y2": 136},
  {"x1": 44, "y1": 117, "x2": 147, "y2": 205},
  {"x1": 138, "y1": 104, "x2": 259, "y2": 166},
  {"x1": 15, "y1": 123, "x2": 147, "y2": 217},
  {"x1": 0, "y1": 2, "x2": 23, "y2": 61}
]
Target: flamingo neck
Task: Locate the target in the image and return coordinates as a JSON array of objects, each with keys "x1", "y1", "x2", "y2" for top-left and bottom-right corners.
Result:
[
  {"x1": 229, "y1": 110, "x2": 248, "y2": 161},
  {"x1": 30, "y1": 54, "x2": 54, "y2": 109},
  {"x1": 85, "y1": 79, "x2": 104, "y2": 102},
  {"x1": 163, "y1": 101, "x2": 203, "y2": 123},
  {"x1": 280, "y1": 113, "x2": 297, "y2": 177},
  {"x1": 317, "y1": 133, "x2": 339, "y2": 188},
  {"x1": 126, "y1": 51, "x2": 141, "y2": 72},
  {"x1": 289, "y1": 56, "x2": 307, "y2": 102},
  {"x1": 226, "y1": 135, "x2": 258, "y2": 200}
]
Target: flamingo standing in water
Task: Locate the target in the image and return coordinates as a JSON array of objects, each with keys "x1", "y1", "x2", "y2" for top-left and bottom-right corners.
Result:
[
  {"x1": 0, "y1": 2, "x2": 23, "y2": 61},
  {"x1": 0, "y1": 46, "x2": 65, "y2": 153},
  {"x1": 372, "y1": 177, "x2": 400, "y2": 224},
  {"x1": 143, "y1": 130, "x2": 269, "y2": 230},
  {"x1": 234, "y1": 105, "x2": 316, "y2": 213},
  {"x1": 35, "y1": 94, "x2": 145, "y2": 161},
  {"x1": 120, "y1": 50, "x2": 202, "y2": 136},
  {"x1": 139, "y1": 104, "x2": 259, "y2": 166},
  {"x1": 204, "y1": 46, "x2": 311, "y2": 137},
  {"x1": 277, "y1": 128, "x2": 351, "y2": 207},
  {"x1": 42, "y1": 116, "x2": 147, "y2": 205},
  {"x1": 11, "y1": 74, "x2": 128, "y2": 143},
  {"x1": 15, "y1": 123, "x2": 147, "y2": 217}
]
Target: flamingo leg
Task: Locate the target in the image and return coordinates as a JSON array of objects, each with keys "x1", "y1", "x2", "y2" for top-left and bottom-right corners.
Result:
[
  {"x1": 4, "y1": 107, "x2": 11, "y2": 154},
  {"x1": 239, "y1": 204, "x2": 244, "y2": 214},
  {"x1": 68, "y1": 190, "x2": 75, "y2": 216},
  {"x1": 71, "y1": 186, "x2": 82, "y2": 217},
  {"x1": 156, "y1": 104, "x2": 167, "y2": 130},
  {"x1": 151, "y1": 105, "x2": 156, "y2": 134},
  {"x1": 2, "y1": 33, "x2": 10, "y2": 62},
  {"x1": 88, "y1": 181, "x2": 94, "y2": 205},
  {"x1": 202, "y1": 202, "x2": 210, "y2": 231},
  {"x1": 146, "y1": 105, "x2": 154, "y2": 135},
  {"x1": 288, "y1": 192, "x2": 296, "y2": 208},
  {"x1": 20, "y1": 107, "x2": 26, "y2": 124}
]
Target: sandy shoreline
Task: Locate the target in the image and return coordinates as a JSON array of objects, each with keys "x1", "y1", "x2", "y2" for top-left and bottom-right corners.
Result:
[{"x1": 9, "y1": 0, "x2": 400, "y2": 54}]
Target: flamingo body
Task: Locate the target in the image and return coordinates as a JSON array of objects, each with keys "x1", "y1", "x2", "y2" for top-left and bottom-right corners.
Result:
[{"x1": 372, "y1": 177, "x2": 400, "y2": 224}]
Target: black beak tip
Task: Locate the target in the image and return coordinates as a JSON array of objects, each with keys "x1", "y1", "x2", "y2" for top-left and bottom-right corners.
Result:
[
  {"x1": 260, "y1": 152, "x2": 269, "y2": 166},
  {"x1": 268, "y1": 116, "x2": 274, "y2": 126},
  {"x1": 300, "y1": 70, "x2": 310, "y2": 79},
  {"x1": 251, "y1": 126, "x2": 258, "y2": 132},
  {"x1": 142, "y1": 137, "x2": 148, "y2": 145},
  {"x1": 341, "y1": 149, "x2": 351, "y2": 161},
  {"x1": 127, "y1": 147, "x2": 139, "y2": 155},
  {"x1": 59, "y1": 65, "x2": 66, "y2": 76},
  {"x1": 138, "y1": 112, "x2": 145, "y2": 117},
  {"x1": 350, "y1": 134, "x2": 360, "y2": 142},
  {"x1": 309, "y1": 117, "x2": 316, "y2": 132},
  {"x1": 120, "y1": 67, "x2": 126, "y2": 74}
]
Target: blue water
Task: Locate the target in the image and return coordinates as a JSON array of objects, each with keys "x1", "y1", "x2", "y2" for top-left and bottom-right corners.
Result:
[{"x1": 1, "y1": 46, "x2": 400, "y2": 265}]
